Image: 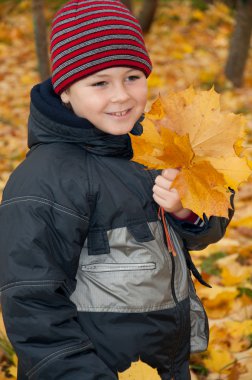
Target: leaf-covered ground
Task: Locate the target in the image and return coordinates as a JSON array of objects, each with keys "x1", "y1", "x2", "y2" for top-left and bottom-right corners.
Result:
[{"x1": 0, "y1": 1, "x2": 251, "y2": 379}]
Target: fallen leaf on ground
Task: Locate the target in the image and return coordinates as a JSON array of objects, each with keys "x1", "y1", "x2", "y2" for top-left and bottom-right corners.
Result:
[{"x1": 118, "y1": 360, "x2": 161, "y2": 380}]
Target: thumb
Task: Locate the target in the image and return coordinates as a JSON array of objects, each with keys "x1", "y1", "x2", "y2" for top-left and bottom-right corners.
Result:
[{"x1": 162, "y1": 168, "x2": 180, "y2": 181}]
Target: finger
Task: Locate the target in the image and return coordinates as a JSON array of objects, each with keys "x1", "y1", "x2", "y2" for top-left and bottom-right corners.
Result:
[
  {"x1": 153, "y1": 193, "x2": 179, "y2": 211},
  {"x1": 162, "y1": 168, "x2": 179, "y2": 181},
  {"x1": 155, "y1": 175, "x2": 173, "y2": 190},
  {"x1": 153, "y1": 184, "x2": 179, "y2": 201},
  {"x1": 153, "y1": 185, "x2": 170, "y2": 200},
  {"x1": 153, "y1": 193, "x2": 172, "y2": 210}
]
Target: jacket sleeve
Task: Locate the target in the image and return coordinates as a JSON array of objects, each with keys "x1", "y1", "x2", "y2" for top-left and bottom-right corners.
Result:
[
  {"x1": 166, "y1": 191, "x2": 235, "y2": 251},
  {"x1": 0, "y1": 194, "x2": 117, "y2": 379}
]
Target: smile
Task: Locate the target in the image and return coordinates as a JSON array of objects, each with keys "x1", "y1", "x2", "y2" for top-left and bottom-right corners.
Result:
[{"x1": 106, "y1": 109, "x2": 131, "y2": 117}]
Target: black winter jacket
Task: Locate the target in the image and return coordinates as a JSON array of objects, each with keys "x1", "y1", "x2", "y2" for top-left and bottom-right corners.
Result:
[{"x1": 0, "y1": 79, "x2": 234, "y2": 380}]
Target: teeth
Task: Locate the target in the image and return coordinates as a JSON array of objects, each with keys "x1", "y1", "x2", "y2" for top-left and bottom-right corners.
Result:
[{"x1": 111, "y1": 110, "x2": 128, "y2": 117}]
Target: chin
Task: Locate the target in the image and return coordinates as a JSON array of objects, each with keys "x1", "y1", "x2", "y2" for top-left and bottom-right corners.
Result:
[
  {"x1": 106, "y1": 125, "x2": 134, "y2": 136},
  {"x1": 111, "y1": 130, "x2": 132, "y2": 136}
]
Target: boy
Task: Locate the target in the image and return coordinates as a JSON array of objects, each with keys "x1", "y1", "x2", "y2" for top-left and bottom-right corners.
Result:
[{"x1": 0, "y1": 1, "x2": 233, "y2": 379}]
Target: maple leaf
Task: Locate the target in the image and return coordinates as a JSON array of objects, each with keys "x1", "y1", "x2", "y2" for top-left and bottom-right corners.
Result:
[
  {"x1": 195, "y1": 283, "x2": 240, "y2": 318},
  {"x1": 203, "y1": 346, "x2": 234, "y2": 374},
  {"x1": 131, "y1": 88, "x2": 252, "y2": 218},
  {"x1": 118, "y1": 360, "x2": 161, "y2": 380},
  {"x1": 216, "y1": 254, "x2": 252, "y2": 286},
  {"x1": 172, "y1": 160, "x2": 231, "y2": 218},
  {"x1": 208, "y1": 321, "x2": 252, "y2": 354}
]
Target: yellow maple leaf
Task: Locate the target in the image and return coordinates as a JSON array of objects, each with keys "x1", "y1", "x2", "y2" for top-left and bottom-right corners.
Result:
[
  {"x1": 207, "y1": 156, "x2": 251, "y2": 191},
  {"x1": 147, "y1": 97, "x2": 165, "y2": 120},
  {"x1": 203, "y1": 346, "x2": 234, "y2": 374},
  {"x1": 226, "y1": 320, "x2": 252, "y2": 353},
  {"x1": 131, "y1": 88, "x2": 252, "y2": 218},
  {"x1": 172, "y1": 161, "x2": 231, "y2": 218},
  {"x1": 226, "y1": 320, "x2": 252, "y2": 339},
  {"x1": 198, "y1": 284, "x2": 239, "y2": 302},
  {"x1": 196, "y1": 284, "x2": 239, "y2": 318},
  {"x1": 131, "y1": 119, "x2": 163, "y2": 168},
  {"x1": 159, "y1": 128, "x2": 194, "y2": 168},
  {"x1": 216, "y1": 254, "x2": 252, "y2": 286},
  {"x1": 118, "y1": 360, "x2": 161, "y2": 380},
  {"x1": 208, "y1": 321, "x2": 252, "y2": 354}
]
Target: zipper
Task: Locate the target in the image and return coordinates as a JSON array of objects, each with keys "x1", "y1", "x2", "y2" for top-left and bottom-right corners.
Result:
[
  {"x1": 81, "y1": 262, "x2": 156, "y2": 272},
  {"x1": 158, "y1": 213, "x2": 185, "y2": 377},
  {"x1": 148, "y1": 169, "x2": 188, "y2": 375}
]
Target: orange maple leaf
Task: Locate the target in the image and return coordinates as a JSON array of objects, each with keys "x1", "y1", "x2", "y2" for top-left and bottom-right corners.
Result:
[{"x1": 131, "y1": 88, "x2": 252, "y2": 218}]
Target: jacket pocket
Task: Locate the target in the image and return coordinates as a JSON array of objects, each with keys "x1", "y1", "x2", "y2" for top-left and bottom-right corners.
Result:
[
  {"x1": 188, "y1": 275, "x2": 209, "y2": 353},
  {"x1": 81, "y1": 262, "x2": 156, "y2": 273}
]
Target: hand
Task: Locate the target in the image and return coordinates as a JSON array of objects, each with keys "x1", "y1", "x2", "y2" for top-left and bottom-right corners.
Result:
[{"x1": 152, "y1": 169, "x2": 192, "y2": 218}]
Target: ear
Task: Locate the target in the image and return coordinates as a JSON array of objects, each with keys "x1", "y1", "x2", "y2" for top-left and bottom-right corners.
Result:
[{"x1": 60, "y1": 90, "x2": 70, "y2": 103}]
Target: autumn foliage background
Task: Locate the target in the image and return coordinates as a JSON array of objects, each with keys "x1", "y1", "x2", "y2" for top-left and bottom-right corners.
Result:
[{"x1": 0, "y1": 0, "x2": 252, "y2": 379}]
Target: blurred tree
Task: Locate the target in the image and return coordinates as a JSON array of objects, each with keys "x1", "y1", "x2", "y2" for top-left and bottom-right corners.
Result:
[
  {"x1": 223, "y1": 0, "x2": 236, "y2": 6},
  {"x1": 32, "y1": 0, "x2": 50, "y2": 80},
  {"x1": 121, "y1": 0, "x2": 158, "y2": 33},
  {"x1": 225, "y1": 0, "x2": 252, "y2": 87},
  {"x1": 138, "y1": 0, "x2": 158, "y2": 33}
]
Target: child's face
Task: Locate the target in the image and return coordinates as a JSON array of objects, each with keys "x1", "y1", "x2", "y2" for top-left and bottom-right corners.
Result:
[{"x1": 60, "y1": 67, "x2": 148, "y2": 135}]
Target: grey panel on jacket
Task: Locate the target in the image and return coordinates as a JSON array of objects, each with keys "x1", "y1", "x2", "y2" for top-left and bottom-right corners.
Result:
[
  {"x1": 188, "y1": 277, "x2": 209, "y2": 353},
  {"x1": 70, "y1": 221, "x2": 189, "y2": 312}
]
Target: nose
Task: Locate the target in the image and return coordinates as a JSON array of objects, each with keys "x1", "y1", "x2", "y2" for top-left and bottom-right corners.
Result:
[{"x1": 111, "y1": 83, "x2": 130, "y2": 103}]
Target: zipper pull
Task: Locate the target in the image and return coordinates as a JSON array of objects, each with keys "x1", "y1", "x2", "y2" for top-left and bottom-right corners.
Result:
[{"x1": 158, "y1": 207, "x2": 176, "y2": 257}]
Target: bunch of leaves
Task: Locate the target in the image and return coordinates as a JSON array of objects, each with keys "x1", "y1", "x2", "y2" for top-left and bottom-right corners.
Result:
[{"x1": 131, "y1": 87, "x2": 251, "y2": 218}]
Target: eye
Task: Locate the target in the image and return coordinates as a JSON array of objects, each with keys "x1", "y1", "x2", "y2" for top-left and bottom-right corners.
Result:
[
  {"x1": 127, "y1": 75, "x2": 140, "y2": 82},
  {"x1": 91, "y1": 81, "x2": 107, "y2": 87}
]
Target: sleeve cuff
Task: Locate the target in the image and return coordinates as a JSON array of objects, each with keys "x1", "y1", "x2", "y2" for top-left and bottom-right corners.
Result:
[{"x1": 170, "y1": 211, "x2": 205, "y2": 227}]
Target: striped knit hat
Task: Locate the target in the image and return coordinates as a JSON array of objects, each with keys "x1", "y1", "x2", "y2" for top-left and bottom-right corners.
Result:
[{"x1": 50, "y1": 0, "x2": 152, "y2": 94}]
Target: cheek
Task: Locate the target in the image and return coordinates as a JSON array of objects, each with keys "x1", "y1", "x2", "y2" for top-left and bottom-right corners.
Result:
[
  {"x1": 70, "y1": 94, "x2": 100, "y2": 117},
  {"x1": 137, "y1": 86, "x2": 148, "y2": 108},
  {"x1": 137, "y1": 81, "x2": 148, "y2": 101}
]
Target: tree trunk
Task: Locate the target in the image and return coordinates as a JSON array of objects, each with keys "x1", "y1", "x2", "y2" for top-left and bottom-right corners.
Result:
[
  {"x1": 32, "y1": 0, "x2": 50, "y2": 81},
  {"x1": 121, "y1": 0, "x2": 132, "y2": 11},
  {"x1": 225, "y1": 0, "x2": 252, "y2": 87},
  {"x1": 223, "y1": 0, "x2": 237, "y2": 8},
  {"x1": 138, "y1": 0, "x2": 158, "y2": 33}
]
